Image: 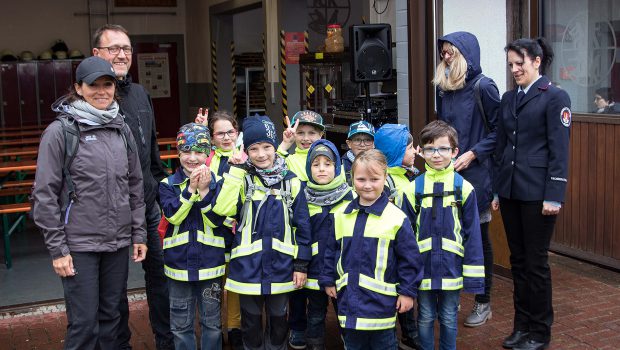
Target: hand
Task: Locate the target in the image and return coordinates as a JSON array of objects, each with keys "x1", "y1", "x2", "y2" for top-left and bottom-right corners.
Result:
[
  {"x1": 325, "y1": 286, "x2": 337, "y2": 299},
  {"x1": 197, "y1": 164, "x2": 212, "y2": 191},
  {"x1": 396, "y1": 295, "x2": 414, "y2": 313},
  {"x1": 454, "y1": 150, "x2": 476, "y2": 171},
  {"x1": 52, "y1": 254, "x2": 75, "y2": 277},
  {"x1": 188, "y1": 167, "x2": 201, "y2": 193},
  {"x1": 195, "y1": 107, "x2": 209, "y2": 126},
  {"x1": 133, "y1": 243, "x2": 148, "y2": 262},
  {"x1": 491, "y1": 197, "x2": 500, "y2": 211},
  {"x1": 229, "y1": 144, "x2": 247, "y2": 165},
  {"x1": 542, "y1": 202, "x2": 561, "y2": 215},
  {"x1": 293, "y1": 271, "x2": 307, "y2": 289},
  {"x1": 281, "y1": 115, "x2": 299, "y2": 150}
]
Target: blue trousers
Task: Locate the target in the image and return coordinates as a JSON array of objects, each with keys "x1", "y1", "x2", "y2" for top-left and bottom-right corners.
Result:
[
  {"x1": 343, "y1": 328, "x2": 398, "y2": 350},
  {"x1": 417, "y1": 290, "x2": 460, "y2": 350}
]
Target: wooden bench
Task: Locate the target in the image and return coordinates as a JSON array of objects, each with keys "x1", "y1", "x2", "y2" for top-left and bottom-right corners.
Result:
[
  {"x1": 1, "y1": 202, "x2": 30, "y2": 269},
  {"x1": 0, "y1": 179, "x2": 34, "y2": 189}
]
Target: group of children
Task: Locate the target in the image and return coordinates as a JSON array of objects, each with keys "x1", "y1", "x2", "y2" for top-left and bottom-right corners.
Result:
[{"x1": 159, "y1": 108, "x2": 484, "y2": 350}]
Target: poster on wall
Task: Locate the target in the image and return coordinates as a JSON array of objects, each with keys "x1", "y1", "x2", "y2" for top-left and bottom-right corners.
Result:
[
  {"x1": 285, "y1": 32, "x2": 306, "y2": 64},
  {"x1": 137, "y1": 52, "x2": 171, "y2": 98}
]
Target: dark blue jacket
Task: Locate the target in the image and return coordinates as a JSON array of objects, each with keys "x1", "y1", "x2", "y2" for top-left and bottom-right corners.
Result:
[
  {"x1": 494, "y1": 76, "x2": 571, "y2": 202},
  {"x1": 436, "y1": 32, "x2": 500, "y2": 213}
]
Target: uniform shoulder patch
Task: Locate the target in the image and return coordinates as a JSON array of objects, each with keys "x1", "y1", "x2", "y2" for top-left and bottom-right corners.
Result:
[{"x1": 560, "y1": 107, "x2": 571, "y2": 127}]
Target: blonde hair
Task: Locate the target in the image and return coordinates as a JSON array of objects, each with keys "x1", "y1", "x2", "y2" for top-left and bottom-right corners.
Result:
[
  {"x1": 432, "y1": 43, "x2": 467, "y2": 91},
  {"x1": 351, "y1": 149, "x2": 387, "y2": 179}
]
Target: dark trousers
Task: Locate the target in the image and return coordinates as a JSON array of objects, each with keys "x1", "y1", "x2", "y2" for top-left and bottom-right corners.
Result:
[
  {"x1": 288, "y1": 288, "x2": 307, "y2": 331},
  {"x1": 475, "y1": 222, "x2": 493, "y2": 304},
  {"x1": 500, "y1": 198, "x2": 556, "y2": 343},
  {"x1": 118, "y1": 203, "x2": 173, "y2": 349},
  {"x1": 398, "y1": 308, "x2": 418, "y2": 340},
  {"x1": 62, "y1": 247, "x2": 129, "y2": 350},
  {"x1": 287, "y1": 288, "x2": 329, "y2": 344},
  {"x1": 240, "y1": 293, "x2": 289, "y2": 350},
  {"x1": 343, "y1": 328, "x2": 398, "y2": 350}
]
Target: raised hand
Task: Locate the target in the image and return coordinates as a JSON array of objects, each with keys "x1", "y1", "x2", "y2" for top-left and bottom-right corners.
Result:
[
  {"x1": 229, "y1": 144, "x2": 247, "y2": 165},
  {"x1": 188, "y1": 167, "x2": 201, "y2": 193},
  {"x1": 197, "y1": 164, "x2": 212, "y2": 191},
  {"x1": 195, "y1": 107, "x2": 209, "y2": 126},
  {"x1": 281, "y1": 115, "x2": 299, "y2": 149}
]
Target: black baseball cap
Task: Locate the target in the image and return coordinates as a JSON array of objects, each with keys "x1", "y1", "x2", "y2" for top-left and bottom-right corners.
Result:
[{"x1": 76, "y1": 56, "x2": 117, "y2": 84}]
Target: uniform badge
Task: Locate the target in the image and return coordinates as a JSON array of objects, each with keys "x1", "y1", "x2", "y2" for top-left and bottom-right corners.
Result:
[{"x1": 560, "y1": 107, "x2": 571, "y2": 127}]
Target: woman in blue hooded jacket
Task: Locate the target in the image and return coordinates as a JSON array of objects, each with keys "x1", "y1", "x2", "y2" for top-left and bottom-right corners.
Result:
[{"x1": 433, "y1": 31, "x2": 500, "y2": 328}]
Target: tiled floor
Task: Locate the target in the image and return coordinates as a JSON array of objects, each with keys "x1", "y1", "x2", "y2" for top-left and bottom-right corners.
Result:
[{"x1": 2, "y1": 225, "x2": 620, "y2": 349}]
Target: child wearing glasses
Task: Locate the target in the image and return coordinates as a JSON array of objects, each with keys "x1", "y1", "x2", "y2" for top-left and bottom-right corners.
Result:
[
  {"x1": 195, "y1": 108, "x2": 244, "y2": 349},
  {"x1": 373, "y1": 123, "x2": 421, "y2": 350},
  {"x1": 404, "y1": 120, "x2": 484, "y2": 350},
  {"x1": 342, "y1": 121, "x2": 375, "y2": 186}
]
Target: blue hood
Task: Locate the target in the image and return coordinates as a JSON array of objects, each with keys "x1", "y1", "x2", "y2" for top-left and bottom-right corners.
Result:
[
  {"x1": 438, "y1": 31, "x2": 482, "y2": 82},
  {"x1": 374, "y1": 124, "x2": 410, "y2": 168},
  {"x1": 306, "y1": 139, "x2": 342, "y2": 184}
]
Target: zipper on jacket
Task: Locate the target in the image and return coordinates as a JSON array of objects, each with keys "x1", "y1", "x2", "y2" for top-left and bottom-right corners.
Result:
[{"x1": 64, "y1": 199, "x2": 74, "y2": 225}]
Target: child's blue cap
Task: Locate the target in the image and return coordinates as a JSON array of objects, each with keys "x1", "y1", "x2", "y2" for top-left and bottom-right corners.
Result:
[{"x1": 347, "y1": 120, "x2": 375, "y2": 139}]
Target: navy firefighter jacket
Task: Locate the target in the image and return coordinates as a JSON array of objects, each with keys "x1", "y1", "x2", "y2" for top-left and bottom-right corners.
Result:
[
  {"x1": 319, "y1": 193, "x2": 423, "y2": 331},
  {"x1": 204, "y1": 166, "x2": 312, "y2": 295},
  {"x1": 494, "y1": 75, "x2": 571, "y2": 202},
  {"x1": 159, "y1": 168, "x2": 227, "y2": 282}
]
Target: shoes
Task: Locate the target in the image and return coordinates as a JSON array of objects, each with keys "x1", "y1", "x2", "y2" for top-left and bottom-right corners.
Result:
[
  {"x1": 398, "y1": 335, "x2": 422, "y2": 350},
  {"x1": 289, "y1": 330, "x2": 307, "y2": 349},
  {"x1": 228, "y1": 328, "x2": 243, "y2": 350},
  {"x1": 514, "y1": 339, "x2": 549, "y2": 350},
  {"x1": 464, "y1": 302, "x2": 492, "y2": 327},
  {"x1": 502, "y1": 331, "x2": 529, "y2": 349}
]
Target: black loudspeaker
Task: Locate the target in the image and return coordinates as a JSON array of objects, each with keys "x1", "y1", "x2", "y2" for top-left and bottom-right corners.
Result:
[{"x1": 350, "y1": 24, "x2": 392, "y2": 83}]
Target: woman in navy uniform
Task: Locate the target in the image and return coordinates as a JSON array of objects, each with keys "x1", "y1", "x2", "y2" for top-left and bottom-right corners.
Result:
[{"x1": 493, "y1": 37, "x2": 571, "y2": 350}]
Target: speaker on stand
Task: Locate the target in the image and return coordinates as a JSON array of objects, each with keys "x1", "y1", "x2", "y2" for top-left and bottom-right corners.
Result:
[{"x1": 349, "y1": 24, "x2": 392, "y2": 124}]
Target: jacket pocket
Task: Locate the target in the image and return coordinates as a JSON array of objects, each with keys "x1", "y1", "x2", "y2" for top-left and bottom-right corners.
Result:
[{"x1": 528, "y1": 155, "x2": 548, "y2": 168}]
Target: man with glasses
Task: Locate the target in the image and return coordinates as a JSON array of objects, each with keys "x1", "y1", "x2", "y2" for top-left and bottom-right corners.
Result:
[{"x1": 93, "y1": 24, "x2": 173, "y2": 350}]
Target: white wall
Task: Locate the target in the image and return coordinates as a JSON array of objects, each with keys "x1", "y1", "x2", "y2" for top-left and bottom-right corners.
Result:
[{"x1": 443, "y1": 0, "x2": 508, "y2": 94}]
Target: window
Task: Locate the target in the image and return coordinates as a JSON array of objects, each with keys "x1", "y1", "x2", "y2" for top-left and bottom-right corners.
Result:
[{"x1": 542, "y1": 0, "x2": 620, "y2": 115}]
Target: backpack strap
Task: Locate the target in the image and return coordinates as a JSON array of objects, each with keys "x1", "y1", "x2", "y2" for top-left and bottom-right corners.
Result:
[
  {"x1": 453, "y1": 172, "x2": 464, "y2": 221},
  {"x1": 206, "y1": 150, "x2": 216, "y2": 167},
  {"x1": 386, "y1": 174, "x2": 399, "y2": 203},
  {"x1": 473, "y1": 74, "x2": 490, "y2": 133},
  {"x1": 238, "y1": 175, "x2": 295, "y2": 235},
  {"x1": 58, "y1": 115, "x2": 80, "y2": 207},
  {"x1": 413, "y1": 173, "x2": 425, "y2": 214}
]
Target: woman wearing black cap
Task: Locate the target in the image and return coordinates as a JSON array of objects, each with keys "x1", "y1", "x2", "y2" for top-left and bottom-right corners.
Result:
[
  {"x1": 493, "y1": 37, "x2": 571, "y2": 350},
  {"x1": 32, "y1": 56, "x2": 147, "y2": 349}
]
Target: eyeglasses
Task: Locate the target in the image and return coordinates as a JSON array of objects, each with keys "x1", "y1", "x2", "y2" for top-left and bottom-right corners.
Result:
[
  {"x1": 213, "y1": 129, "x2": 238, "y2": 139},
  {"x1": 350, "y1": 138, "x2": 373, "y2": 146},
  {"x1": 97, "y1": 46, "x2": 133, "y2": 55},
  {"x1": 422, "y1": 146, "x2": 452, "y2": 157},
  {"x1": 440, "y1": 49, "x2": 454, "y2": 59}
]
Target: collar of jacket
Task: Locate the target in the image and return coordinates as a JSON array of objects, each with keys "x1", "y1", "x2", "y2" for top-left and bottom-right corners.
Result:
[
  {"x1": 344, "y1": 192, "x2": 389, "y2": 216},
  {"x1": 170, "y1": 167, "x2": 190, "y2": 186},
  {"x1": 215, "y1": 148, "x2": 234, "y2": 158},
  {"x1": 116, "y1": 73, "x2": 133, "y2": 89},
  {"x1": 387, "y1": 166, "x2": 407, "y2": 176},
  {"x1": 423, "y1": 162, "x2": 455, "y2": 181}
]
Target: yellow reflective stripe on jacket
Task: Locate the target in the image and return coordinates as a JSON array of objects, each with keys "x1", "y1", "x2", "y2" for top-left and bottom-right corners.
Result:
[
  {"x1": 305, "y1": 278, "x2": 320, "y2": 290},
  {"x1": 230, "y1": 240, "x2": 263, "y2": 259},
  {"x1": 311, "y1": 242, "x2": 319, "y2": 256},
  {"x1": 224, "y1": 252, "x2": 230, "y2": 263},
  {"x1": 419, "y1": 277, "x2": 464, "y2": 290},
  {"x1": 336, "y1": 273, "x2": 348, "y2": 291},
  {"x1": 418, "y1": 237, "x2": 432, "y2": 253},
  {"x1": 197, "y1": 230, "x2": 226, "y2": 248},
  {"x1": 164, "y1": 265, "x2": 189, "y2": 281},
  {"x1": 272, "y1": 238, "x2": 296, "y2": 257},
  {"x1": 271, "y1": 281, "x2": 296, "y2": 294},
  {"x1": 442, "y1": 277, "x2": 463, "y2": 290},
  {"x1": 463, "y1": 265, "x2": 485, "y2": 277},
  {"x1": 355, "y1": 316, "x2": 397, "y2": 330},
  {"x1": 163, "y1": 232, "x2": 189, "y2": 249},
  {"x1": 225, "y1": 278, "x2": 261, "y2": 295},
  {"x1": 358, "y1": 274, "x2": 397, "y2": 296},
  {"x1": 374, "y1": 238, "x2": 389, "y2": 280},
  {"x1": 198, "y1": 265, "x2": 226, "y2": 280},
  {"x1": 167, "y1": 182, "x2": 201, "y2": 225},
  {"x1": 420, "y1": 278, "x2": 431, "y2": 290},
  {"x1": 441, "y1": 238, "x2": 464, "y2": 257},
  {"x1": 338, "y1": 315, "x2": 347, "y2": 328},
  {"x1": 212, "y1": 167, "x2": 246, "y2": 218}
]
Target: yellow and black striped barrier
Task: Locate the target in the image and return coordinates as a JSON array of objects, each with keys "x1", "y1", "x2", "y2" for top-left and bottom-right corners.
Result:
[
  {"x1": 230, "y1": 41, "x2": 237, "y2": 118},
  {"x1": 304, "y1": 31, "x2": 311, "y2": 110},
  {"x1": 280, "y1": 30, "x2": 287, "y2": 126},
  {"x1": 211, "y1": 41, "x2": 219, "y2": 111}
]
